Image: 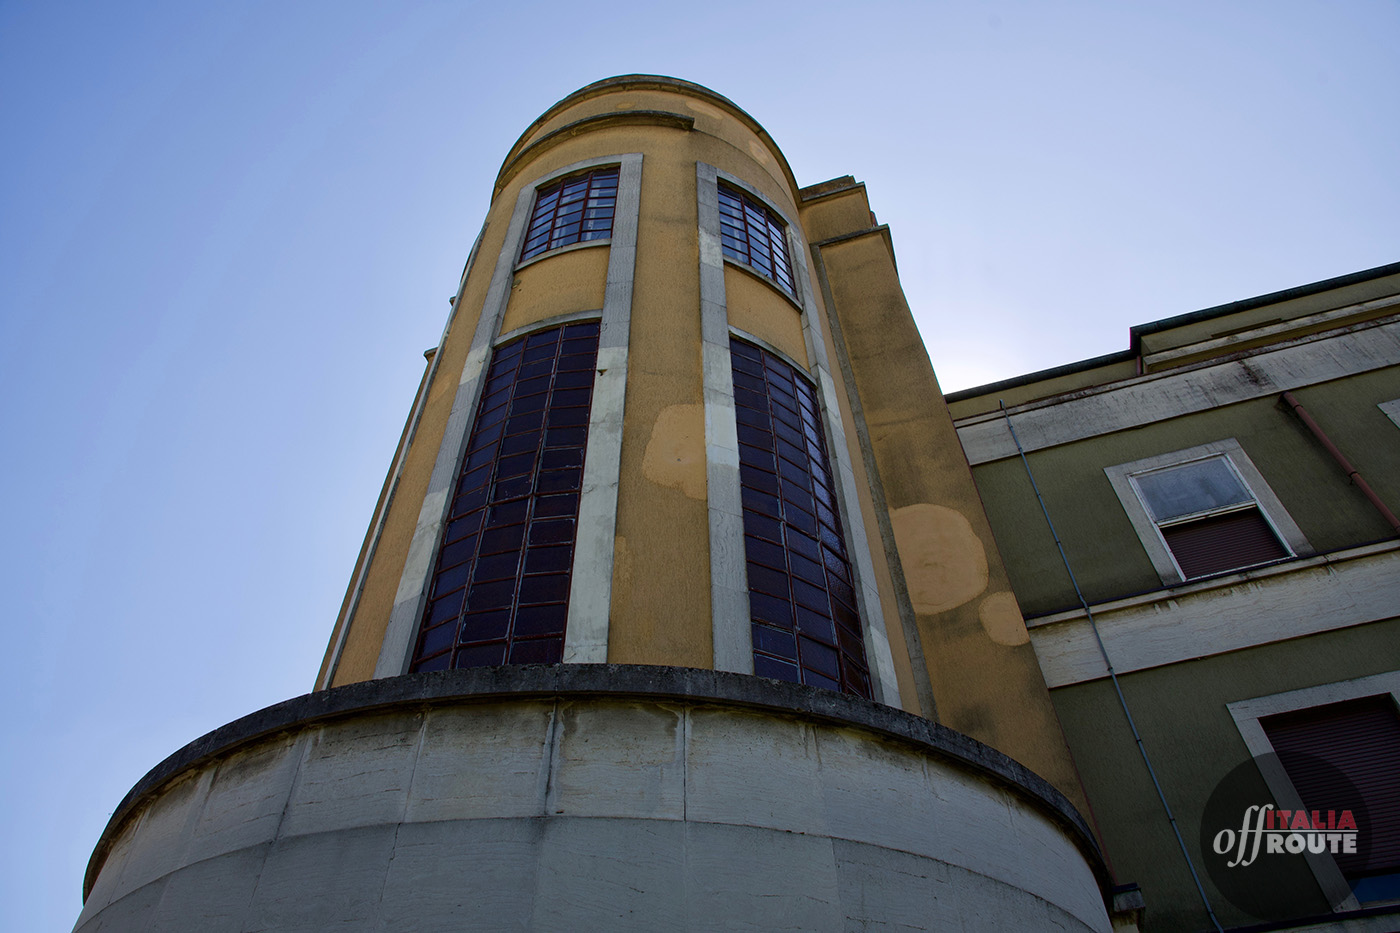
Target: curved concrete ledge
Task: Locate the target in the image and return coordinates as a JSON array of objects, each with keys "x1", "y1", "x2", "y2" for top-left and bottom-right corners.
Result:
[
  {"x1": 496, "y1": 110, "x2": 694, "y2": 190},
  {"x1": 81, "y1": 666, "x2": 1112, "y2": 932}
]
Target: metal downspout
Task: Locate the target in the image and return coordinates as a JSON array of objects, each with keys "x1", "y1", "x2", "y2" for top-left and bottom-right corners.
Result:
[
  {"x1": 999, "y1": 401, "x2": 1225, "y2": 933},
  {"x1": 1281, "y1": 390, "x2": 1400, "y2": 534}
]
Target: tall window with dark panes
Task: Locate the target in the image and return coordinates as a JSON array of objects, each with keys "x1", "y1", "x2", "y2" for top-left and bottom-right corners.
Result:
[
  {"x1": 411, "y1": 321, "x2": 600, "y2": 671},
  {"x1": 730, "y1": 337, "x2": 871, "y2": 698}
]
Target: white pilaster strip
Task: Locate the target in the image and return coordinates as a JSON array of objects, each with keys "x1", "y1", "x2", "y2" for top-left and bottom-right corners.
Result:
[
  {"x1": 783, "y1": 215, "x2": 899, "y2": 706},
  {"x1": 564, "y1": 153, "x2": 642, "y2": 662},
  {"x1": 376, "y1": 155, "x2": 637, "y2": 678},
  {"x1": 374, "y1": 184, "x2": 537, "y2": 678},
  {"x1": 697, "y1": 162, "x2": 754, "y2": 674}
]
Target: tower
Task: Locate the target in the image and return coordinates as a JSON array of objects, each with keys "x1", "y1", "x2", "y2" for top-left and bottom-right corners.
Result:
[{"x1": 76, "y1": 76, "x2": 1113, "y2": 932}]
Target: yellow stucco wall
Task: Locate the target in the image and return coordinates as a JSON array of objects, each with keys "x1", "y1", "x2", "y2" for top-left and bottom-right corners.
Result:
[
  {"x1": 323, "y1": 83, "x2": 814, "y2": 681},
  {"x1": 723, "y1": 266, "x2": 807, "y2": 364},
  {"x1": 320, "y1": 80, "x2": 1084, "y2": 818},
  {"x1": 605, "y1": 126, "x2": 711, "y2": 667},
  {"x1": 501, "y1": 245, "x2": 609, "y2": 335},
  {"x1": 811, "y1": 216, "x2": 1089, "y2": 810}
]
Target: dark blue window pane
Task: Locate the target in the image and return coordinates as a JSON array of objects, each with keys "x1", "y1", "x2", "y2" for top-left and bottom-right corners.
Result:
[
  {"x1": 411, "y1": 322, "x2": 600, "y2": 672},
  {"x1": 521, "y1": 167, "x2": 621, "y2": 260},
  {"x1": 730, "y1": 337, "x2": 868, "y2": 699},
  {"x1": 717, "y1": 185, "x2": 795, "y2": 296},
  {"x1": 508, "y1": 638, "x2": 563, "y2": 665}
]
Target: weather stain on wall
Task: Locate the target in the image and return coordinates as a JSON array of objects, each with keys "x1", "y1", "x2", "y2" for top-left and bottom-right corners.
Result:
[
  {"x1": 978, "y1": 591, "x2": 1029, "y2": 646},
  {"x1": 683, "y1": 98, "x2": 724, "y2": 120},
  {"x1": 889, "y1": 503, "x2": 989, "y2": 613},
  {"x1": 641, "y1": 404, "x2": 706, "y2": 499}
]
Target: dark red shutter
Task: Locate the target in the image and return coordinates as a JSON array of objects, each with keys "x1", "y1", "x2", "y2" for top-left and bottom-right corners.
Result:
[
  {"x1": 1162, "y1": 507, "x2": 1288, "y2": 579},
  {"x1": 1262, "y1": 696, "x2": 1400, "y2": 876}
]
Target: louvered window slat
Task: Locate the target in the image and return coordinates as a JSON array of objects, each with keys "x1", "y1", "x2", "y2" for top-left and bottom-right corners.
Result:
[
  {"x1": 1161, "y1": 507, "x2": 1289, "y2": 578},
  {"x1": 1262, "y1": 697, "x2": 1400, "y2": 877}
]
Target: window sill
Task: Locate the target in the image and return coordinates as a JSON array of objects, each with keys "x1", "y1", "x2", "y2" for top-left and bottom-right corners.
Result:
[
  {"x1": 723, "y1": 256, "x2": 803, "y2": 312},
  {"x1": 516, "y1": 237, "x2": 610, "y2": 272},
  {"x1": 1024, "y1": 537, "x2": 1400, "y2": 628}
]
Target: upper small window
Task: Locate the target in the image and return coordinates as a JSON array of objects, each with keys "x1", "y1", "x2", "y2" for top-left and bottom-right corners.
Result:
[
  {"x1": 1129, "y1": 456, "x2": 1289, "y2": 580},
  {"x1": 718, "y1": 185, "x2": 796, "y2": 296},
  {"x1": 1106, "y1": 439, "x2": 1310, "y2": 586},
  {"x1": 520, "y1": 167, "x2": 619, "y2": 261}
]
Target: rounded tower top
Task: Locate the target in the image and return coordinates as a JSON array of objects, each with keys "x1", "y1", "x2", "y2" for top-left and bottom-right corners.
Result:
[{"x1": 494, "y1": 74, "x2": 801, "y2": 201}]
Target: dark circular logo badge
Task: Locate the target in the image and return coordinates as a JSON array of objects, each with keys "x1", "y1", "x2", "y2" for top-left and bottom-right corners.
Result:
[{"x1": 1200, "y1": 754, "x2": 1369, "y2": 921}]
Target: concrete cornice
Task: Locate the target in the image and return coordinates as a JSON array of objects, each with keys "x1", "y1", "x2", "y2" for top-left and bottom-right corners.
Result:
[
  {"x1": 947, "y1": 261, "x2": 1400, "y2": 405},
  {"x1": 1128, "y1": 259, "x2": 1400, "y2": 346},
  {"x1": 1026, "y1": 541, "x2": 1400, "y2": 688},
  {"x1": 811, "y1": 225, "x2": 890, "y2": 250},
  {"x1": 86, "y1": 665, "x2": 1105, "y2": 900},
  {"x1": 495, "y1": 110, "x2": 693, "y2": 194},
  {"x1": 799, "y1": 177, "x2": 865, "y2": 203},
  {"x1": 955, "y1": 313, "x2": 1400, "y2": 464}
]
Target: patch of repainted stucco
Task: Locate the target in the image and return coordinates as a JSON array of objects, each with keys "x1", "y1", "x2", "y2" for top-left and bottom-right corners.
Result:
[
  {"x1": 641, "y1": 404, "x2": 706, "y2": 499},
  {"x1": 890, "y1": 504, "x2": 989, "y2": 614},
  {"x1": 979, "y1": 591, "x2": 1030, "y2": 646},
  {"x1": 684, "y1": 98, "x2": 724, "y2": 120},
  {"x1": 612, "y1": 533, "x2": 631, "y2": 595}
]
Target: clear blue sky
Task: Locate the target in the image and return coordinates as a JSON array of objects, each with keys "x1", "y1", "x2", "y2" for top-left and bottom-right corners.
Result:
[{"x1": 2, "y1": 2, "x2": 1397, "y2": 928}]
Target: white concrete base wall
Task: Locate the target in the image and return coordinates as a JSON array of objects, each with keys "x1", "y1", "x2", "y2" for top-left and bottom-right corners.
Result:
[{"x1": 78, "y1": 693, "x2": 1109, "y2": 932}]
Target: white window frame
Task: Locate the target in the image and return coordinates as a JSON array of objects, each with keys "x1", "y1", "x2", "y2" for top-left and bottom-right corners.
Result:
[
  {"x1": 1379, "y1": 398, "x2": 1400, "y2": 430},
  {"x1": 1104, "y1": 439, "x2": 1311, "y2": 586},
  {"x1": 1227, "y1": 671, "x2": 1400, "y2": 912},
  {"x1": 696, "y1": 161, "x2": 900, "y2": 705}
]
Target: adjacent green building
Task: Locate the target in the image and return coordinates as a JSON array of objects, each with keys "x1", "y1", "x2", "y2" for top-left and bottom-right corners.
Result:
[{"x1": 950, "y1": 261, "x2": 1400, "y2": 931}]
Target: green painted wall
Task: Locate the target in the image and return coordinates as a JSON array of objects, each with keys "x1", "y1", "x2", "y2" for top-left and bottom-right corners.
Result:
[
  {"x1": 1053, "y1": 617, "x2": 1400, "y2": 932},
  {"x1": 972, "y1": 368, "x2": 1400, "y2": 617}
]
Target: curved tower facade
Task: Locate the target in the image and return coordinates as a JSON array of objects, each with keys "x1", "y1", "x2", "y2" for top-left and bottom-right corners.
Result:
[{"x1": 77, "y1": 77, "x2": 1113, "y2": 932}]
